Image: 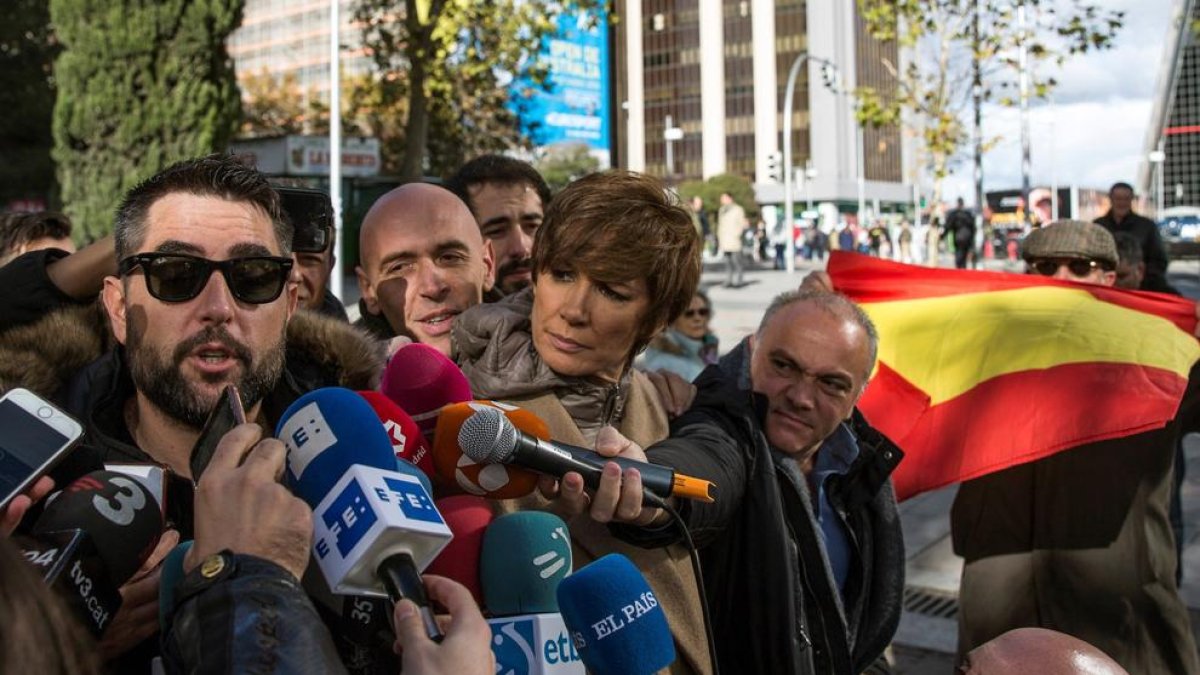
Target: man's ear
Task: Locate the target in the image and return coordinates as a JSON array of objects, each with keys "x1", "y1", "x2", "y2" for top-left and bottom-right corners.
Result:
[
  {"x1": 356, "y1": 265, "x2": 379, "y2": 314},
  {"x1": 101, "y1": 276, "x2": 128, "y2": 345},
  {"x1": 481, "y1": 239, "x2": 497, "y2": 293},
  {"x1": 1100, "y1": 270, "x2": 1118, "y2": 287}
]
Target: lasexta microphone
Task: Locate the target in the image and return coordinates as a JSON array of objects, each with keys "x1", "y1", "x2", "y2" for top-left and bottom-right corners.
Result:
[
  {"x1": 482, "y1": 511, "x2": 582, "y2": 674},
  {"x1": 556, "y1": 554, "x2": 675, "y2": 675},
  {"x1": 21, "y1": 470, "x2": 165, "y2": 636},
  {"x1": 380, "y1": 343, "x2": 472, "y2": 439},
  {"x1": 423, "y1": 495, "x2": 492, "y2": 605},
  {"x1": 277, "y1": 387, "x2": 453, "y2": 642},
  {"x1": 457, "y1": 407, "x2": 715, "y2": 506},
  {"x1": 358, "y1": 390, "x2": 436, "y2": 481},
  {"x1": 431, "y1": 401, "x2": 545, "y2": 499}
]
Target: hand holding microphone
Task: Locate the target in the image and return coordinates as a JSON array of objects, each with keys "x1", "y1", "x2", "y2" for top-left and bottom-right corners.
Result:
[
  {"x1": 393, "y1": 574, "x2": 494, "y2": 675},
  {"x1": 539, "y1": 426, "x2": 667, "y2": 527},
  {"x1": 1, "y1": 475, "x2": 53, "y2": 536}
]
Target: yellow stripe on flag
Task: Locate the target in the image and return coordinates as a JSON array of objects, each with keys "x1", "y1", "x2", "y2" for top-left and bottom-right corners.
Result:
[{"x1": 863, "y1": 286, "x2": 1200, "y2": 406}]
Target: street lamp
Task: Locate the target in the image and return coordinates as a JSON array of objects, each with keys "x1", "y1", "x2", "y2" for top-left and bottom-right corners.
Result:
[
  {"x1": 782, "y1": 52, "x2": 836, "y2": 274},
  {"x1": 1149, "y1": 146, "x2": 1166, "y2": 220}
]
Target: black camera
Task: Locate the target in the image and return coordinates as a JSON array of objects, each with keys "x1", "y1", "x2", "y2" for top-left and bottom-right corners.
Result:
[{"x1": 277, "y1": 187, "x2": 333, "y2": 253}]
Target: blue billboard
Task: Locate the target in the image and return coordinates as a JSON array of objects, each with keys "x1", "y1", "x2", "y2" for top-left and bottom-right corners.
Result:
[{"x1": 510, "y1": 7, "x2": 611, "y2": 167}]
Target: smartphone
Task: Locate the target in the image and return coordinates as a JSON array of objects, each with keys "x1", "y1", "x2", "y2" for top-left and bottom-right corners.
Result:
[
  {"x1": 0, "y1": 388, "x2": 84, "y2": 510},
  {"x1": 189, "y1": 385, "x2": 247, "y2": 481},
  {"x1": 277, "y1": 187, "x2": 333, "y2": 253}
]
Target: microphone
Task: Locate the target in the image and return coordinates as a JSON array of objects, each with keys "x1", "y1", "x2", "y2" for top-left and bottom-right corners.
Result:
[
  {"x1": 457, "y1": 407, "x2": 715, "y2": 506},
  {"x1": 482, "y1": 512, "x2": 583, "y2": 674},
  {"x1": 277, "y1": 387, "x2": 453, "y2": 642},
  {"x1": 21, "y1": 470, "x2": 165, "y2": 637},
  {"x1": 431, "y1": 401, "x2": 545, "y2": 499},
  {"x1": 358, "y1": 390, "x2": 436, "y2": 481},
  {"x1": 423, "y1": 495, "x2": 493, "y2": 605},
  {"x1": 556, "y1": 554, "x2": 675, "y2": 675},
  {"x1": 380, "y1": 343, "x2": 473, "y2": 440}
]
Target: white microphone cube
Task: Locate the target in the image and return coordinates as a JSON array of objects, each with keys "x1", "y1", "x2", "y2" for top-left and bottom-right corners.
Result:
[
  {"x1": 488, "y1": 613, "x2": 586, "y2": 674},
  {"x1": 311, "y1": 465, "x2": 453, "y2": 596}
]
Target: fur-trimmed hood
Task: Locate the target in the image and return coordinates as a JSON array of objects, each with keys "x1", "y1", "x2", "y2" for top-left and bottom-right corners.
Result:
[{"x1": 0, "y1": 302, "x2": 385, "y2": 398}]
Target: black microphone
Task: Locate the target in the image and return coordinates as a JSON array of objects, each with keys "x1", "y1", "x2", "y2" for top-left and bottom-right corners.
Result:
[
  {"x1": 19, "y1": 470, "x2": 165, "y2": 637},
  {"x1": 456, "y1": 408, "x2": 714, "y2": 507}
]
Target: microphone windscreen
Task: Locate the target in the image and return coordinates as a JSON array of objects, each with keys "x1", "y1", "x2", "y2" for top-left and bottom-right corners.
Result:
[
  {"x1": 557, "y1": 554, "x2": 675, "y2": 675},
  {"x1": 357, "y1": 390, "x2": 436, "y2": 479},
  {"x1": 481, "y1": 511, "x2": 572, "y2": 616},
  {"x1": 33, "y1": 470, "x2": 165, "y2": 584},
  {"x1": 432, "y1": 401, "x2": 543, "y2": 499},
  {"x1": 158, "y1": 540, "x2": 193, "y2": 630},
  {"x1": 380, "y1": 343, "x2": 472, "y2": 438},
  {"x1": 277, "y1": 387, "x2": 396, "y2": 506},
  {"x1": 424, "y1": 495, "x2": 493, "y2": 605}
]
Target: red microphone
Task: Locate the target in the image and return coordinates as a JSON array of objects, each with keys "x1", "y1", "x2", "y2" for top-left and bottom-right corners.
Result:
[
  {"x1": 380, "y1": 343, "x2": 473, "y2": 441},
  {"x1": 424, "y1": 495, "x2": 494, "y2": 606},
  {"x1": 432, "y1": 401, "x2": 548, "y2": 499},
  {"x1": 357, "y1": 390, "x2": 435, "y2": 479}
]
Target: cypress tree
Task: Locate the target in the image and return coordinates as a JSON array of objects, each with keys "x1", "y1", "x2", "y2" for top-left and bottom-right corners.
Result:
[{"x1": 51, "y1": 0, "x2": 244, "y2": 240}]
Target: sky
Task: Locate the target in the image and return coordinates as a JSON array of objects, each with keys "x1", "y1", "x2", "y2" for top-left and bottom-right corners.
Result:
[{"x1": 941, "y1": 0, "x2": 1180, "y2": 203}]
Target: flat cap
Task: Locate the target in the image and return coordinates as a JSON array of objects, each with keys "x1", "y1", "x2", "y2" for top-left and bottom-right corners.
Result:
[{"x1": 1020, "y1": 220, "x2": 1118, "y2": 267}]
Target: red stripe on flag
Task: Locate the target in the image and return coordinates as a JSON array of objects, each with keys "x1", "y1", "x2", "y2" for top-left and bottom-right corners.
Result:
[
  {"x1": 828, "y1": 251, "x2": 1198, "y2": 335},
  {"x1": 862, "y1": 360, "x2": 1187, "y2": 501}
]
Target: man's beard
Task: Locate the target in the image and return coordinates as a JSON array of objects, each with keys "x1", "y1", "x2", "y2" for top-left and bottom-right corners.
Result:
[
  {"x1": 496, "y1": 257, "x2": 533, "y2": 294},
  {"x1": 127, "y1": 322, "x2": 286, "y2": 429}
]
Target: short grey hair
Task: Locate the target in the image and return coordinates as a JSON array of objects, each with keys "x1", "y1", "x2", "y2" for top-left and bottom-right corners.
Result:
[{"x1": 757, "y1": 289, "x2": 879, "y2": 380}]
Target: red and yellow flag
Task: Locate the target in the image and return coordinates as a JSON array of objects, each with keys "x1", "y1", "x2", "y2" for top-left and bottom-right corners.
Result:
[{"x1": 828, "y1": 252, "x2": 1200, "y2": 501}]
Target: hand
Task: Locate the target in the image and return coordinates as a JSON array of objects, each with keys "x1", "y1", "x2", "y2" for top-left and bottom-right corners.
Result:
[
  {"x1": 99, "y1": 528, "x2": 181, "y2": 660},
  {"x1": 1, "y1": 475, "x2": 54, "y2": 536},
  {"x1": 644, "y1": 369, "x2": 697, "y2": 418},
  {"x1": 186, "y1": 423, "x2": 312, "y2": 580},
  {"x1": 393, "y1": 575, "x2": 493, "y2": 675},
  {"x1": 799, "y1": 270, "x2": 834, "y2": 293},
  {"x1": 537, "y1": 426, "x2": 666, "y2": 527}
]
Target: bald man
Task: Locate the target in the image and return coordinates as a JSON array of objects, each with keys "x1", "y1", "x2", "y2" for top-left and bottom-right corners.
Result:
[
  {"x1": 961, "y1": 628, "x2": 1128, "y2": 675},
  {"x1": 355, "y1": 183, "x2": 496, "y2": 355}
]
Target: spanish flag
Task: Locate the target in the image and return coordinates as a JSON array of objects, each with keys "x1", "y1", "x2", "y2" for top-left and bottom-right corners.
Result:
[{"x1": 828, "y1": 252, "x2": 1200, "y2": 501}]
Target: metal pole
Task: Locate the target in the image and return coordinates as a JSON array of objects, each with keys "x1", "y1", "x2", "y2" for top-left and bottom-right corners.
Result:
[
  {"x1": 856, "y1": 124, "x2": 865, "y2": 222},
  {"x1": 1050, "y1": 93, "x2": 1058, "y2": 221},
  {"x1": 329, "y1": 0, "x2": 344, "y2": 301},
  {"x1": 1018, "y1": 1, "x2": 1031, "y2": 229},
  {"x1": 665, "y1": 114, "x2": 675, "y2": 177},
  {"x1": 973, "y1": 0, "x2": 985, "y2": 229},
  {"x1": 1158, "y1": 140, "x2": 1166, "y2": 219},
  {"x1": 805, "y1": 161, "x2": 814, "y2": 212},
  {"x1": 782, "y1": 52, "x2": 810, "y2": 275}
]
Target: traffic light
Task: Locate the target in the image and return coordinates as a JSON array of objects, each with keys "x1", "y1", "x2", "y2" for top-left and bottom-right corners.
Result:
[{"x1": 766, "y1": 151, "x2": 782, "y2": 183}]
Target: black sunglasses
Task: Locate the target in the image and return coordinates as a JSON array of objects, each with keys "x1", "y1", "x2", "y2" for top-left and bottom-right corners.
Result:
[
  {"x1": 684, "y1": 308, "x2": 711, "y2": 318},
  {"x1": 119, "y1": 253, "x2": 294, "y2": 304},
  {"x1": 1028, "y1": 258, "x2": 1106, "y2": 278}
]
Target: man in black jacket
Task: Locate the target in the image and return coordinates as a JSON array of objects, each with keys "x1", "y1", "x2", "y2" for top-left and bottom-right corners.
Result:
[
  {"x1": 580, "y1": 290, "x2": 905, "y2": 675},
  {"x1": 1094, "y1": 182, "x2": 1173, "y2": 293}
]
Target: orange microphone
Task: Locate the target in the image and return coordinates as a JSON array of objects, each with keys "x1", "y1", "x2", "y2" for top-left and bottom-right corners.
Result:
[{"x1": 432, "y1": 401, "x2": 546, "y2": 499}]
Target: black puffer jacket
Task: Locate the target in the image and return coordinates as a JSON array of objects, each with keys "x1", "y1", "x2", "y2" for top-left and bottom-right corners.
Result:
[
  {"x1": 1095, "y1": 210, "x2": 1173, "y2": 293},
  {"x1": 618, "y1": 340, "x2": 905, "y2": 675}
]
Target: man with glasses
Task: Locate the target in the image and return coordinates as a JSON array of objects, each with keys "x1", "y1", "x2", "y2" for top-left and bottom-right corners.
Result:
[
  {"x1": 951, "y1": 219, "x2": 1200, "y2": 673},
  {"x1": 0, "y1": 155, "x2": 384, "y2": 669}
]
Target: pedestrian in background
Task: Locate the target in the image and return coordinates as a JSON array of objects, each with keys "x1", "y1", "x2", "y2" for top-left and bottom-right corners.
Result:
[{"x1": 717, "y1": 191, "x2": 747, "y2": 288}]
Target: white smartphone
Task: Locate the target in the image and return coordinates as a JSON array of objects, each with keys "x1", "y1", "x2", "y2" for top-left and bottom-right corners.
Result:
[{"x1": 0, "y1": 388, "x2": 84, "y2": 510}]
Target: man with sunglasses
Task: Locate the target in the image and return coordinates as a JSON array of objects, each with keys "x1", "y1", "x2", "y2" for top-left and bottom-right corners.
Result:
[
  {"x1": 951, "y1": 219, "x2": 1200, "y2": 673},
  {"x1": 0, "y1": 155, "x2": 384, "y2": 670}
]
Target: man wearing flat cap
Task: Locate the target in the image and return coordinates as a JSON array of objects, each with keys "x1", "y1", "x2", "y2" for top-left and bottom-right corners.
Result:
[{"x1": 950, "y1": 219, "x2": 1200, "y2": 674}]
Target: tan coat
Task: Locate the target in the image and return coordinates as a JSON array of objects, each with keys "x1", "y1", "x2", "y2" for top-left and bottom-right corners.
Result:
[{"x1": 716, "y1": 202, "x2": 746, "y2": 254}]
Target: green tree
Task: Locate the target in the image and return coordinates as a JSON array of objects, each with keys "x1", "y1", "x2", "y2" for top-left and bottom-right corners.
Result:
[
  {"x1": 353, "y1": 0, "x2": 601, "y2": 179},
  {"x1": 239, "y1": 69, "x2": 329, "y2": 138},
  {"x1": 0, "y1": 0, "x2": 59, "y2": 209},
  {"x1": 677, "y1": 173, "x2": 758, "y2": 221},
  {"x1": 536, "y1": 143, "x2": 600, "y2": 192},
  {"x1": 855, "y1": 0, "x2": 1121, "y2": 219},
  {"x1": 51, "y1": 0, "x2": 244, "y2": 240}
]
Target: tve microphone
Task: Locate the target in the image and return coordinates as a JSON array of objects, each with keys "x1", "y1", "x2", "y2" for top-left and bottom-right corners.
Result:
[
  {"x1": 423, "y1": 495, "x2": 492, "y2": 605},
  {"x1": 432, "y1": 401, "x2": 545, "y2": 499},
  {"x1": 358, "y1": 390, "x2": 436, "y2": 480},
  {"x1": 380, "y1": 343, "x2": 473, "y2": 439},
  {"x1": 458, "y1": 407, "x2": 715, "y2": 506},
  {"x1": 483, "y1": 512, "x2": 583, "y2": 674},
  {"x1": 23, "y1": 470, "x2": 165, "y2": 636},
  {"x1": 557, "y1": 554, "x2": 675, "y2": 675},
  {"x1": 277, "y1": 387, "x2": 453, "y2": 641}
]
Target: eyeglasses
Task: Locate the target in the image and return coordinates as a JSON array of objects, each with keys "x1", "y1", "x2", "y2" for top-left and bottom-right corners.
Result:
[
  {"x1": 1028, "y1": 258, "x2": 1106, "y2": 278},
  {"x1": 118, "y1": 253, "x2": 293, "y2": 304},
  {"x1": 684, "y1": 308, "x2": 711, "y2": 318}
]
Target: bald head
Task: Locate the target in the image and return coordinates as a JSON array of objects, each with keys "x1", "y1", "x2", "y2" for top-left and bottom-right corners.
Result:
[
  {"x1": 962, "y1": 628, "x2": 1128, "y2": 675},
  {"x1": 356, "y1": 183, "x2": 495, "y2": 354}
]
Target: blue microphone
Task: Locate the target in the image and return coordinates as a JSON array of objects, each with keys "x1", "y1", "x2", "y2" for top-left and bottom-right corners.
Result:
[
  {"x1": 556, "y1": 554, "x2": 675, "y2": 675},
  {"x1": 482, "y1": 511, "x2": 582, "y2": 674},
  {"x1": 277, "y1": 387, "x2": 454, "y2": 641}
]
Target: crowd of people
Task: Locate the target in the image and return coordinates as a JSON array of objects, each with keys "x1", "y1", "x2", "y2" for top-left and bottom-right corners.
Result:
[{"x1": 0, "y1": 152, "x2": 1186, "y2": 675}]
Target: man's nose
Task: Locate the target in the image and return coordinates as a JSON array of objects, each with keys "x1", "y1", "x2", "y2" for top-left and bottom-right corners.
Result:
[{"x1": 195, "y1": 269, "x2": 235, "y2": 324}]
